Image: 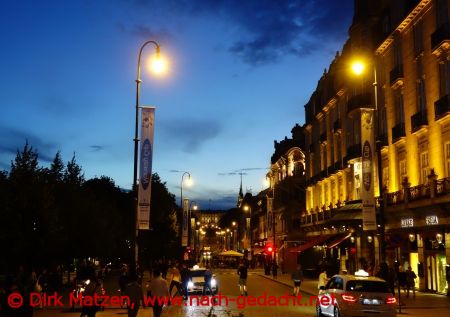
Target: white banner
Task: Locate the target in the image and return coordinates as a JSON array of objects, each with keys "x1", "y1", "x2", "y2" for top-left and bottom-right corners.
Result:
[
  {"x1": 190, "y1": 218, "x2": 195, "y2": 249},
  {"x1": 182, "y1": 199, "x2": 189, "y2": 246},
  {"x1": 267, "y1": 197, "x2": 273, "y2": 243},
  {"x1": 361, "y1": 109, "x2": 377, "y2": 231},
  {"x1": 138, "y1": 107, "x2": 155, "y2": 230}
]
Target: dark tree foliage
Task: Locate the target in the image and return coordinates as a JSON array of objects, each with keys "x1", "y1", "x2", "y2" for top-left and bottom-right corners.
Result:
[{"x1": 0, "y1": 143, "x2": 179, "y2": 272}]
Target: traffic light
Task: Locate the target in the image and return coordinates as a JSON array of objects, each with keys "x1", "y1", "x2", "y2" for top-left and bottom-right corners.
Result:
[{"x1": 265, "y1": 244, "x2": 274, "y2": 255}]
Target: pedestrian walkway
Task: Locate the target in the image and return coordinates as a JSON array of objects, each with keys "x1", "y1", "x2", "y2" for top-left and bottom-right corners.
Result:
[{"x1": 254, "y1": 270, "x2": 450, "y2": 313}]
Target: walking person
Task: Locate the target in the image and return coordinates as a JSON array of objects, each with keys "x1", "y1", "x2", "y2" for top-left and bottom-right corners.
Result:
[
  {"x1": 237, "y1": 260, "x2": 248, "y2": 296},
  {"x1": 318, "y1": 268, "x2": 328, "y2": 290},
  {"x1": 180, "y1": 263, "x2": 191, "y2": 300},
  {"x1": 125, "y1": 271, "x2": 143, "y2": 317},
  {"x1": 202, "y1": 265, "x2": 214, "y2": 296},
  {"x1": 291, "y1": 264, "x2": 304, "y2": 296},
  {"x1": 118, "y1": 266, "x2": 129, "y2": 308},
  {"x1": 168, "y1": 262, "x2": 182, "y2": 297},
  {"x1": 148, "y1": 268, "x2": 169, "y2": 317},
  {"x1": 80, "y1": 275, "x2": 101, "y2": 317},
  {"x1": 405, "y1": 266, "x2": 417, "y2": 298},
  {"x1": 272, "y1": 262, "x2": 278, "y2": 279}
]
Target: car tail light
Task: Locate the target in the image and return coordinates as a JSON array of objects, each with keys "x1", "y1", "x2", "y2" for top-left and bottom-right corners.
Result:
[
  {"x1": 385, "y1": 296, "x2": 396, "y2": 304},
  {"x1": 341, "y1": 293, "x2": 357, "y2": 303}
]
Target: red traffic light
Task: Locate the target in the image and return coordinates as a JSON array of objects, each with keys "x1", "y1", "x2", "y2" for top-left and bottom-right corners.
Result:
[{"x1": 265, "y1": 245, "x2": 274, "y2": 254}]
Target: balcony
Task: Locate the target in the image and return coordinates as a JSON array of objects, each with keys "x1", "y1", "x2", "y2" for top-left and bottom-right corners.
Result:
[
  {"x1": 386, "y1": 190, "x2": 404, "y2": 206},
  {"x1": 411, "y1": 110, "x2": 428, "y2": 133},
  {"x1": 347, "y1": 93, "x2": 372, "y2": 114},
  {"x1": 320, "y1": 132, "x2": 327, "y2": 144},
  {"x1": 431, "y1": 23, "x2": 450, "y2": 56},
  {"x1": 333, "y1": 119, "x2": 341, "y2": 133},
  {"x1": 346, "y1": 143, "x2": 361, "y2": 161},
  {"x1": 435, "y1": 94, "x2": 450, "y2": 121},
  {"x1": 389, "y1": 64, "x2": 404, "y2": 89},
  {"x1": 391, "y1": 122, "x2": 405, "y2": 143}
]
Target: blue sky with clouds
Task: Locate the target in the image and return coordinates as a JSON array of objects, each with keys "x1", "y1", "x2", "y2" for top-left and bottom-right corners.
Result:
[{"x1": 0, "y1": 0, "x2": 353, "y2": 209}]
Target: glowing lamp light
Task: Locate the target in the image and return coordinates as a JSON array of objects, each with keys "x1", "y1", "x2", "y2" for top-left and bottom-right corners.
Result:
[
  {"x1": 351, "y1": 61, "x2": 365, "y2": 75},
  {"x1": 149, "y1": 53, "x2": 167, "y2": 75}
]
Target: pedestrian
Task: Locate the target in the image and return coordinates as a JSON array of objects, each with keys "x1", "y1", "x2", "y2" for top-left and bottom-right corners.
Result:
[
  {"x1": 203, "y1": 265, "x2": 214, "y2": 296},
  {"x1": 125, "y1": 271, "x2": 143, "y2": 317},
  {"x1": 272, "y1": 262, "x2": 278, "y2": 279},
  {"x1": 168, "y1": 263, "x2": 182, "y2": 297},
  {"x1": 237, "y1": 260, "x2": 248, "y2": 296},
  {"x1": 148, "y1": 268, "x2": 169, "y2": 317},
  {"x1": 318, "y1": 268, "x2": 328, "y2": 290},
  {"x1": 80, "y1": 275, "x2": 101, "y2": 317},
  {"x1": 37, "y1": 269, "x2": 48, "y2": 294},
  {"x1": 405, "y1": 266, "x2": 416, "y2": 298},
  {"x1": 291, "y1": 264, "x2": 304, "y2": 296},
  {"x1": 118, "y1": 266, "x2": 129, "y2": 307},
  {"x1": 180, "y1": 263, "x2": 191, "y2": 299}
]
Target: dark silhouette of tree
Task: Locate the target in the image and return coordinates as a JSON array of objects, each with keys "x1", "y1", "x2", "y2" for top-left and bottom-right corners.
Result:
[{"x1": 64, "y1": 153, "x2": 85, "y2": 185}]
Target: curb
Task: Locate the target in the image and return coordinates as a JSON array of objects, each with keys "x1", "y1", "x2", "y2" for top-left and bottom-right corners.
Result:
[{"x1": 255, "y1": 273, "x2": 316, "y2": 296}]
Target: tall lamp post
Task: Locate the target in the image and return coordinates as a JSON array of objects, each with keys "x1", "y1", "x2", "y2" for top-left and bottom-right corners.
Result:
[
  {"x1": 132, "y1": 40, "x2": 165, "y2": 265},
  {"x1": 189, "y1": 201, "x2": 198, "y2": 252},
  {"x1": 351, "y1": 59, "x2": 385, "y2": 263},
  {"x1": 180, "y1": 171, "x2": 191, "y2": 208},
  {"x1": 243, "y1": 205, "x2": 252, "y2": 260}
]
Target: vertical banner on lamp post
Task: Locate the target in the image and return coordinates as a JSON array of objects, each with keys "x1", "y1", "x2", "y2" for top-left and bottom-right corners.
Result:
[
  {"x1": 361, "y1": 109, "x2": 377, "y2": 231},
  {"x1": 138, "y1": 107, "x2": 155, "y2": 230},
  {"x1": 267, "y1": 197, "x2": 273, "y2": 244},
  {"x1": 190, "y1": 218, "x2": 195, "y2": 249},
  {"x1": 182, "y1": 198, "x2": 189, "y2": 246}
]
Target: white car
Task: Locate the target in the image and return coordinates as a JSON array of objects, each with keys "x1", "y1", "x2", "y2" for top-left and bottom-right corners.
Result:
[
  {"x1": 317, "y1": 272, "x2": 397, "y2": 317},
  {"x1": 186, "y1": 267, "x2": 218, "y2": 295}
]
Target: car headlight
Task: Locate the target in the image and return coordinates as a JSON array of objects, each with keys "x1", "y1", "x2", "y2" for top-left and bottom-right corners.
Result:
[
  {"x1": 187, "y1": 281, "x2": 194, "y2": 288},
  {"x1": 210, "y1": 279, "x2": 216, "y2": 287}
]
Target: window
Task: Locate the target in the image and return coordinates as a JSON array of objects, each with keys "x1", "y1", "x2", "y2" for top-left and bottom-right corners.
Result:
[
  {"x1": 446, "y1": 143, "x2": 450, "y2": 177},
  {"x1": 394, "y1": 92, "x2": 405, "y2": 124},
  {"x1": 436, "y1": 0, "x2": 449, "y2": 27},
  {"x1": 416, "y1": 58, "x2": 426, "y2": 112},
  {"x1": 399, "y1": 159, "x2": 407, "y2": 185},
  {"x1": 346, "y1": 280, "x2": 390, "y2": 293},
  {"x1": 393, "y1": 38, "x2": 402, "y2": 68},
  {"x1": 382, "y1": 166, "x2": 389, "y2": 189},
  {"x1": 439, "y1": 60, "x2": 450, "y2": 97},
  {"x1": 413, "y1": 20, "x2": 424, "y2": 56},
  {"x1": 420, "y1": 152, "x2": 429, "y2": 184}
]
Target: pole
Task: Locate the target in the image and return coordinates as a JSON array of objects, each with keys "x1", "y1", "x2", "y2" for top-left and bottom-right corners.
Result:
[
  {"x1": 373, "y1": 63, "x2": 386, "y2": 264},
  {"x1": 133, "y1": 40, "x2": 160, "y2": 266}
]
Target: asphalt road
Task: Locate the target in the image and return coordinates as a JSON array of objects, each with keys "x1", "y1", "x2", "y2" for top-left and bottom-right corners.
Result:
[{"x1": 30, "y1": 269, "x2": 316, "y2": 317}]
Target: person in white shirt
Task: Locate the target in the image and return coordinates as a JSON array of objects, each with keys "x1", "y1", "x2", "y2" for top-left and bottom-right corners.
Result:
[
  {"x1": 148, "y1": 268, "x2": 169, "y2": 317},
  {"x1": 318, "y1": 269, "x2": 328, "y2": 290}
]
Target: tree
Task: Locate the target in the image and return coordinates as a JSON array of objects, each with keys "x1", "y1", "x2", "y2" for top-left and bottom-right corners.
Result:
[{"x1": 64, "y1": 153, "x2": 84, "y2": 185}]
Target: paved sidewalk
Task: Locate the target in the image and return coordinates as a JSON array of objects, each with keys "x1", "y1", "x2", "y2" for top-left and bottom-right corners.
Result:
[{"x1": 254, "y1": 271, "x2": 450, "y2": 313}]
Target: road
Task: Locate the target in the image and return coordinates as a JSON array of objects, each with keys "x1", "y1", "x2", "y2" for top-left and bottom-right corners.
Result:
[{"x1": 32, "y1": 269, "x2": 316, "y2": 317}]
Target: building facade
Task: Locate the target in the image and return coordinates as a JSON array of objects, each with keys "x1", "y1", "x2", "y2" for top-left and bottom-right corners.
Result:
[{"x1": 302, "y1": 0, "x2": 450, "y2": 294}]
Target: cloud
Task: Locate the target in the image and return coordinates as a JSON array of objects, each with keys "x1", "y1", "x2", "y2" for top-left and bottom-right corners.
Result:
[
  {"x1": 116, "y1": 22, "x2": 174, "y2": 43},
  {"x1": 0, "y1": 126, "x2": 59, "y2": 164},
  {"x1": 90, "y1": 145, "x2": 105, "y2": 152},
  {"x1": 160, "y1": 117, "x2": 222, "y2": 153},
  {"x1": 123, "y1": 0, "x2": 353, "y2": 65}
]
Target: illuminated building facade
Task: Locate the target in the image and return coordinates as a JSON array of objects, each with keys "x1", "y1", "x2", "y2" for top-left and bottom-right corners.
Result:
[{"x1": 302, "y1": 0, "x2": 450, "y2": 294}]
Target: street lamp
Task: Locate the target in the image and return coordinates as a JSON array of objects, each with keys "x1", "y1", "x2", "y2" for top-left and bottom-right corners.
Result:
[
  {"x1": 243, "y1": 205, "x2": 252, "y2": 259},
  {"x1": 180, "y1": 171, "x2": 192, "y2": 208},
  {"x1": 132, "y1": 40, "x2": 165, "y2": 265},
  {"x1": 350, "y1": 59, "x2": 385, "y2": 263}
]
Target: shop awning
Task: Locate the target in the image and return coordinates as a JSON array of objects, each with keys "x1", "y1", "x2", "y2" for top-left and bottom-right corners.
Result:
[
  {"x1": 327, "y1": 233, "x2": 352, "y2": 249},
  {"x1": 289, "y1": 234, "x2": 337, "y2": 253}
]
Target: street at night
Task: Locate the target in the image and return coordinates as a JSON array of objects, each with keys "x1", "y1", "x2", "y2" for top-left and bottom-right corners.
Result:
[{"x1": 2, "y1": 0, "x2": 450, "y2": 317}]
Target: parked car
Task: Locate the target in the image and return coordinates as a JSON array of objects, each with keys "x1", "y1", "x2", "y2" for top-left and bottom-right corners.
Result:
[{"x1": 316, "y1": 271, "x2": 397, "y2": 317}]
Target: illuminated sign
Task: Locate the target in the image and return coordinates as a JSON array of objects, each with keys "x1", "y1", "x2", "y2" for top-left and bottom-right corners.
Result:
[
  {"x1": 401, "y1": 218, "x2": 414, "y2": 228},
  {"x1": 425, "y1": 215, "x2": 439, "y2": 226}
]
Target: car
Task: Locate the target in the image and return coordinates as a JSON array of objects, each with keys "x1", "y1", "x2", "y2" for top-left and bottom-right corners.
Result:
[
  {"x1": 186, "y1": 267, "x2": 218, "y2": 295},
  {"x1": 316, "y1": 270, "x2": 397, "y2": 317}
]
